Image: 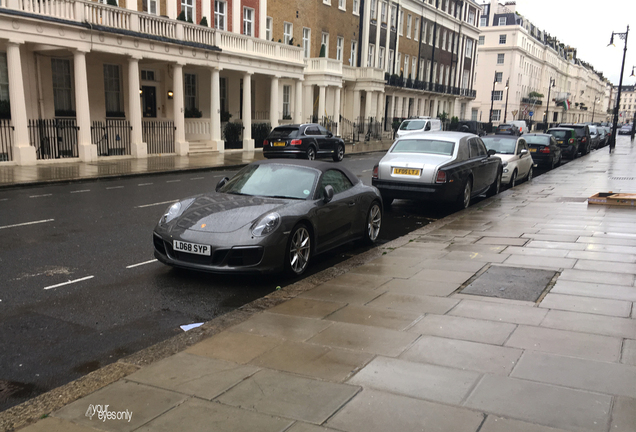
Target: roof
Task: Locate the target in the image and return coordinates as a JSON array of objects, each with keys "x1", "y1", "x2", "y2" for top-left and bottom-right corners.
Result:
[{"x1": 251, "y1": 159, "x2": 360, "y2": 185}]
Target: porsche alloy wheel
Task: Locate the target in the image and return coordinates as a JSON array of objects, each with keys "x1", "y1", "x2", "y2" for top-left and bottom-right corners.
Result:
[
  {"x1": 287, "y1": 225, "x2": 311, "y2": 276},
  {"x1": 365, "y1": 203, "x2": 382, "y2": 244}
]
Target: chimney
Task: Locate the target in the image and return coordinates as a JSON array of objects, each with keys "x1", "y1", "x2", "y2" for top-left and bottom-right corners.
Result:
[{"x1": 504, "y1": 1, "x2": 516, "y2": 13}]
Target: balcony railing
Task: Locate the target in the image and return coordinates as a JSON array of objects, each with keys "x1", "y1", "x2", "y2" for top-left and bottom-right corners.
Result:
[
  {"x1": 383, "y1": 74, "x2": 476, "y2": 98},
  {"x1": 521, "y1": 97, "x2": 543, "y2": 105},
  {"x1": 5, "y1": 0, "x2": 303, "y2": 64},
  {"x1": 305, "y1": 58, "x2": 343, "y2": 75}
]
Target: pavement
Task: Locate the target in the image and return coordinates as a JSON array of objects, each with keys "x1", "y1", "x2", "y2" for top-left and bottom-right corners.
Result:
[{"x1": 2, "y1": 136, "x2": 636, "y2": 432}]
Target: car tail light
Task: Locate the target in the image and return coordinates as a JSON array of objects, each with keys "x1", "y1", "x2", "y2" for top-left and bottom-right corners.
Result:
[
  {"x1": 372, "y1": 165, "x2": 378, "y2": 179},
  {"x1": 568, "y1": 138, "x2": 575, "y2": 144},
  {"x1": 582, "y1": 137, "x2": 587, "y2": 143},
  {"x1": 539, "y1": 147, "x2": 551, "y2": 154},
  {"x1": 435, "y1": 170, "x2": 447, "y2": 184},
  {"x1": 290, "y1": 139, "x2": 302, "y2": 146},
  {"x1": 263, "y1": 139, "x2": 269, "y2": 146}
]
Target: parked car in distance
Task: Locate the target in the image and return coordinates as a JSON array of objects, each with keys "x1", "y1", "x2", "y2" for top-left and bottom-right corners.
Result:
[
  {"x1": 263, "y1": 124, "x2": 345, "y2": 161},
  {"x1": 618, "y1": 124, "x2": 633, "y2": 135},
  {"x1": 510, "y1": 120, "x2": 528, "y2": 134},
  {"x1": 588, "y1": 125, "x2": 601, "y2": 150},
  {"x1": 495, "y1": 123, "x2": 521, "y2": 136},
  {"x1": 153, "y1": 160, "x2": 382, "y2": 277},
  {"x1": 457, "y1": 120, "x2": 487, "y2": 136},
  {"x1": 546, "y1": 127, "x2": 578, "y2": 159},
  {"x1": 558, "y1": 123, "x2": 592, "y2": 155},
  {"x1": 524, "y1": 133, "x2": 562, "y2": 169},
  {"x1": 481, "y1": 135, "x2": 533, "y2": 187},
  {"x1": 372, "y1": 132, "x2": 502, "y2": 210},
  {"x1": 396, "y1": 117, "x2": 443, "y2": 138},
  {"x1": 597, "y1": 126, "x2": 609, "y2": 147}
]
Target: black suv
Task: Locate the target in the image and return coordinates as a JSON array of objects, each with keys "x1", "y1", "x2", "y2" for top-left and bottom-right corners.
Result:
[
  {"x1": 263, "y1": 124, "x2": 345, "y2": 161},
  {"x1": 495, "y1": 124, "x2": 521, "y2": 136},
  {"x1": 558, "y1": 124, "x2": 592, "y2": 155},
  {"x1": 457, "y1": 120, "x2": 487, "y2": 136}
]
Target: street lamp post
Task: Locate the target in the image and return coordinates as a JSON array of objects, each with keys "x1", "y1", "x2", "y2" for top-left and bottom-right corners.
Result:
[
  {"x1": 592, "y1": 96, "x2": 600, "y2": 123},
  {"x1": 608, "y1": 25, "x2": 629, "y2": 152},
  {"x1": 503, "y1": 79, "x2": 510, "y2": 123},
  {"x1": 488, "y1": 71, "x2": 500, "y2": 133},
  {"x1": 631, "y1": 67, "x2": 636, "y2": 142},
  {"x1": 543, "y1": 77, "x2": 555, "y2": 132}
]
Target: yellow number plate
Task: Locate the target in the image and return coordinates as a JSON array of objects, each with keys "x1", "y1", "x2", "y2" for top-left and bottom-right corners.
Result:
[
  {"x1": 557, "y1": 140, "x2": 564, "y2": 144},
  {"x1": 273, "y1": 141, "x2": 286, "y2": 147},
  {"x1": 529, "y1": 148, "x2": 537, "y2": 153},
  {"x1": 393, "y1": 168, "x2": 421, "y2": 176}
]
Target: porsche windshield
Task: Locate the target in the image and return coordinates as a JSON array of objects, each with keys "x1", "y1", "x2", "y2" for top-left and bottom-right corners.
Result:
[
  {"x1": 219, "y1": 164, "x2": 319, "y2": 200},
  {"x1": 391, "y1": 139, "x2": 455, "y2": 156}
]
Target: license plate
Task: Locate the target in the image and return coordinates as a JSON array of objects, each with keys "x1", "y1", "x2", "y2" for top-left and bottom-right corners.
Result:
[
  {"x1": 557, "y1": 140, "x2": 564, "y2": 144},
  {"x1": 529, "y1": 148, "x2": 537, "y2": 153},
  {"x1": 273, "y1": 141, "x2": 286, "y2": 147},
  {"x1": 173, "y1": 240, "x2": 211, "y2": 256},
  {"x1": 393, "y1": 168, "x2": 421, "y2": 176}
]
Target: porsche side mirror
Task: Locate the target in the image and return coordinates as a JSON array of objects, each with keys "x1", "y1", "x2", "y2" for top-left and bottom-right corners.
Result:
[
  {"x1": 487, "y1": 149, "x2": 496, "y2": 156},
  {"x1": 216, "y1": 177, "x2": 229, "y2": 191},
  {"x1": 323, "y1": 185, "x2": 335, "y2": 203}
]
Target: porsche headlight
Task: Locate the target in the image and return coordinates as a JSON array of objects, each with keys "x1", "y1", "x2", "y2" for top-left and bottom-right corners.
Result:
[
  {"x1": 252, "y1": 213, "x2": 281, "y2": 237},
  {"x1": 160, "y1": 198, "x2": 194, "y2": 225}
]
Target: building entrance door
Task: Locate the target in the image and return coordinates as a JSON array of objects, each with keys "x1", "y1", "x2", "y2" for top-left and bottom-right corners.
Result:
[{"x1": 142, "y1": 86, "x2": 157, "y2": 118}]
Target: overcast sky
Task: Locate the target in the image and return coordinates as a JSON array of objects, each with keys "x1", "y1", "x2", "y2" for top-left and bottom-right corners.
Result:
[{"x1": 508, "y1": 0, "x2": 635, "y2": 86}]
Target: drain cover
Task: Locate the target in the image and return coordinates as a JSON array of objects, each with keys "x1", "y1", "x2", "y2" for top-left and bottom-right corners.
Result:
[{"x1": 461, "y1": 266, "x2": 556, "y2": 302}]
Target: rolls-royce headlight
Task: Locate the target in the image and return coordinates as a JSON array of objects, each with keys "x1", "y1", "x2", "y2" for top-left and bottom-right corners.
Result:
[{"x1": 252, "y1": 213, "x2": 281, "y2": 236}]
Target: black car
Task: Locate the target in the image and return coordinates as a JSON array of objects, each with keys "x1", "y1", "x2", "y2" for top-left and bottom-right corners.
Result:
[
  {"x1": 153, "y1": 160, "x2": 382, "y2": 276},
  {"x1": 495, "y1": 124, "x2": 521, "y2": 136},
  {"x1": 263, "y1": 124, "x2": 345, "y2": 161},
  {"x1": 457, "y1": 120, "x2": 487, "y2": 136},
  {"x1": 618, "y1": 124, "x2": 633, "y2": 135},
  {"x1": 558, "y1": 124, "x2": 592, "y2": 155},
  {"x1": 547, "y1": 127, "x2": 578, "y2": 159},
  {"x1": 524, "y1": 133, "x2": 562, "y2": 169}
]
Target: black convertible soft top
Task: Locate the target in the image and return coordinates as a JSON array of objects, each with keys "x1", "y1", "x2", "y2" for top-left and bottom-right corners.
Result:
[{"x1": 252, "y1": 159, "x2": 361, "y2": 186}]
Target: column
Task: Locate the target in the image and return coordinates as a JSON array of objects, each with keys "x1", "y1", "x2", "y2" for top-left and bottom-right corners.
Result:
[
  {"x1": 353, "y1": 89, "x2": 361, "y2": 123},
  {"x1": 210, "y1": 67, "x2": 224, "y2": 152},
  {"x1": 364, "y1": 90, "x2": 373, "y2": 133},
  {"x1": 232, "y1": 0, "x2": 241, "y2": 34},
  {"x1": 270, "y1": 75, "x2": 279, "y2": 128},
  {"x1": 202, "y1": 0, "x2": 211, "y2": 26},
  {"x1": 74, "y1": 50, "x2": 96, "y2": 162},
  {"x1": 128, "y1": 56, "x2": 146, "y2": 158},
  {"x1": 6, "y1": 41, "x2": 36, "y2": 165},
  {"x1": 173, "y1": 62, "x2": 188, "y2": 155},
  {"x1": 334, "y1": 86, "x2": 341, "y2": 135},
  {"x1": 318, "y1": 85, "x2": 326, "y2": 121},
  {"x1": 386, "y1": 94, "x2": 394, "y2": 134},
  {"x1": 242, "y1": 72, "x2": 254, "y2": 150},
  {"x1": 294, "y1": 79, "x2": 303, "y2": 123},
  {"x1": 303, "y1": 83, "x2": 313, "y2": 122},
  {"x1": 376, "y1": 92, "x2": 384, "y2": 124}
]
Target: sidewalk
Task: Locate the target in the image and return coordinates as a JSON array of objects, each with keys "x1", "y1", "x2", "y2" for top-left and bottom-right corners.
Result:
[
  {"x1": 0, "y1": 140, "x2": 392, "y2": 189},
  {"x1": 2, "y1": 137, "x2": 636, "y2": 432}
]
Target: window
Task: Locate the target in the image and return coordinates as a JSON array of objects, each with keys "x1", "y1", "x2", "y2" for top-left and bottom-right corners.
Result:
[
  {"x1": 414, "y1": 18, "x2": 419, "y2": 41},
  {"x1": 406, "y1": 14, "x2": 412, "y2": 38},
  {"x1": 350, "y1": 40, "x2": 357, "y2": 66},
  {"x1": 370, "y1": 0, "x2": 376, "y2": 20},
  {"x1": 499, "y1": 34, "x2": 507, "y2": 44},
  {"x1": 479, "y1": 35, "x2": 485, "y2": 45},
  {"x1": 284, "y1": 22, "x2": 293, "y2": 44},
  {"x1": 368, "y1": 44, "x2": 375, "y2": 67},
  {"x1": 353, "y1": 0, "x2": 359, "y2": 14},
  {"x1": 321, "y1": 33, "x2": 329, "y2": 57},
  {"x1": 495, "y1": 72, "x2": 503, "y2": 82},
  {"x1": 339, "y1": 0, "x2": 345, "y2": 9},
  {"x1": 381, "y1": 2, "x2": 387, "y2": 23},
  {"x1": 422, "y1": 21, "x2": 427, "y2": 44},
  {"x1": 265, "y1": 17, "x2": 273, "y2": 40},
  {"x1": 498, "y1": 16, "x2": 506, "y2": 26},
  {"x1": 398, "y1": 10, "x2": 404, "y2": 34},
  {"x1": 323, "y1": 0, "x2": 330, "y2": 4},
  {"x1": 471, "y1": 108, "x2": 478, "y2": 121},
  {"x1": 336, "y1": 37, "x2": 344, "y2": 61},
  {"x1": 465, "y1": 38, "x2": 473, "y2": 58},
  {"x1": 103, "y1": 64, "x2": 123, "y2": 117},
  {"x1": 143, "y1": 0, "x2": 157, "y2": 15},
  {"x1": 492, "y1": 90, "x2": 503, "y2": 101},
  {"x1": 220, "y1": 77, "x2": 227, "y2": 112},
  {"x1": 468, "y1": 10, "x2": 475, "y2": 25},
  {"x1": 391, "y1": 5, "x2": 397, "y2": 28},
  {"x1": 0, "y1": 54, "x2": 8, "y2": 103},
  {"x1": 321, "y1": 169, "x2": 353, "y2": 195},
  {"x1": 378, "y1": 46, "x2": 385, "y2": 70},
  {"x1": 283, "y1": 85, "x2": 291, "y2": 118},
  {"x1": 141, "y1": 70, "x2": 155, "y2": 81},
  {"x1": 184, "y1": 73, "x2": 197, "y2": 111},
  {"x1": 388, "y1": 49, "x2": 394, "y2": 73},
  {"x1": 243, "y1": 7, "x2": 254, "y2": 36},
  {"x1": 411, "y1": 60, "x2": 416, "y2": 81},
  {"x1": 303, "y1": 28, "x2": 311, "y2": 58},
  {"x1": 435, "y1": 27, "x2": 440, "y2": 47},
  {"x1": 480, "y1": 16, "x2": 487, "y2": 27},
  {"x1": 51, "y1": 58, "x2": 74, "y2": 115},
  {"x1": 181, "y1": 0, "x2": 193, "y2": 22},
  {"x1": 214, "y1": 1, "x2": 226, "y2": 31},
  {"x1": 419, "y1": 59, "x2": 424, "y2": 80},
  {"x1": 442, "y1": 30, "x2": 447, "y2": 50},
  {"x1": 428, "y1": 23, "x2": 434, "y2": 44},
  {"x1": 492, "y1": 110, "x2": 501, "y2": 121},
  {"x1": 396, "y1": 52, "x2": 401, "y2": 73},
  {"x1": 497, "y1": 53, "x2": 505, "y2": 64},
  {"x1": 404, "y1": 55, "x2": 409, "y2": 76}
]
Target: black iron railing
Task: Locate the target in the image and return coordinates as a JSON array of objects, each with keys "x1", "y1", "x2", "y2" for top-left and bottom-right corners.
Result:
[
  {"x1": 0, "y1": 119, "x2": 13, "y2": 162},
  {"x1": 143, "y1": 120, "x2": 175, "y2": 154},
  {"x1": 91, "y1": 120, "x2": 132, "y2": 156},
  {"x1": 28, "y1": 118, "x2": 79, "y2": 160},
  {"x1": 319, "y1": 116, "x2": 338, "y2": 137},
  {"x1": 339, "y1": 116, "x2": 360, "y2": 143}
]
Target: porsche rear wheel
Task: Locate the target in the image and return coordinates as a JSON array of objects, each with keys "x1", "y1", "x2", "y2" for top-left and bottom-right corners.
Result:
[
  {"x1": 285, "y1": 224, "x2": 311, "y2": 277},
  {"x1": 364, "y1": 202, "x2": 382, "y2": 245}
]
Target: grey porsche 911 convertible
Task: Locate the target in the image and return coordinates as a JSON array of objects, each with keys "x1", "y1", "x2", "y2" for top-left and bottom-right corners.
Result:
[{"x1": 153, "y1": 159, "x2": 382, "y2": 276}]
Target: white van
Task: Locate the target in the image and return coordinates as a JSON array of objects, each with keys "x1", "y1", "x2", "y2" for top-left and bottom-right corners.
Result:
[
  {"x1": 510, "y1": 120, "x2": 528, "y2": 135},
  {"x1": 396, "y1": 117, "x2": 443, "y2": 138}
]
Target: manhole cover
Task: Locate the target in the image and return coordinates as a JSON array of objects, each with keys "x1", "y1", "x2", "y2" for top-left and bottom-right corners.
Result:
[{"x1": 461, "y1": 266, "x2": 556, "y2": 302}]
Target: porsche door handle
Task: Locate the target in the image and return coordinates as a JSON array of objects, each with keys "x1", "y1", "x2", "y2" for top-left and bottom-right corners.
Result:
[{"x1": 348, "y1": 201, "x2": 356, "y2": 207}]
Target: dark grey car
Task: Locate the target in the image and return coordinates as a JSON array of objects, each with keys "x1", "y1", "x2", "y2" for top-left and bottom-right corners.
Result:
[{"x1": 153, "y1": 160, "x2": 382, "y2": 276}]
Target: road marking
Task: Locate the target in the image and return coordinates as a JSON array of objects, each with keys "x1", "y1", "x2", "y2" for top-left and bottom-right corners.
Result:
[
  {"x1": 70, "y1": 189, "x2": 90, "y2": 194},
  {"x1": 0, "y1": 198, "x2": 8, "y2": 201},
  {"x1": 362, "y1": 169, "x2": 372, "y2": 172},
  {"x1": 135, "y1": 199, "x2": 178, "y2": 208},
  {"x1": 106, "y1": 186, "x2": 124, "y2": 190},
  {"x1": 138, "y1": 183, "x2": 153, "y2": 186},
  {"x1": 126, "y1": 259, "x2": 158, "y2": 269},
  {"x1": 44, "y1": 275, "x2": 94, "y2": 290},
  {"x1": 166, "y1": 180, "x2": 181, "y2": 183},
  {"x1": 0, "y1": 219, "x2": 55, "y2": 230},
  {"x1": 29, "y1": 194, "x2": 52, "y2": 198},
  {"x1": 190, "y1": 177, "x2": 204, "y2": 180}
]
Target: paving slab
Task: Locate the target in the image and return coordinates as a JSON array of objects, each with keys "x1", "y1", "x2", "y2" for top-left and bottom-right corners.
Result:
[
  {"x1": 348, "y1": 263, "x2": 422, "y2": 279},
  {"x1": 521, "y1": 233, "x2": 581, "y2": 243},
  {"x1": 249, "y1": 340, "x2": 373, "y2": 382},
  {"x1": 525, "y1": 240, "x2": 588, "y2": 251},
  {"x1": 325, "y1": 273, "x2": 392, "y2": 289},
  {"x1": 415, "y1": 259, "x2": 487, "y2": 273},
  {"x1": 464, "y1": 374, "x2": 612, "y2": 432},
  {"x1": 578, "y1": 236, "x2": 636, "y2": 247},
  {"x1": 480, "y1": 416, "x2": 574, "y2": 432},
  {"x1": 216, "y1": 369, "x2": 360, "y2": 424},
  {"x1": 365, "y1": 255, "x2": 428, "y2": 268},
  {"x1": 502, "y1": 255, "x2": 577, "y2": 269},
  {"x1": 511, "y1": 351, "x2": 636, "y2": 398},
  {"x1": 540, "y1": 309, "x2": 636, "y2": 339},
  {"x1": 585, "y1": 243, "x2": 636, "y2": 254},
  {"x1": 324, "y1": 304, "x2": 422, "y2": 330},
  {"x1": 298, "y1": 284, "x2": 385, "y2": 304},
  {"x1": 501, "y1": 246, "x2": 570, "y2": 258},
  {"x1": 550, "y1": 280, "x2": 636, "y2": 302},
  {"x1": 439, "y1": 250, "x2": 510, "y2": 263},
  {"x1": 449, "y1": 299, "x2": 548, "y2": 325},
  {"x1": 558, "y1": 269, "x2": 635, "y2": 286},
  {"x1": 444, "y1": 244, "x2": 509, "y2": 253},
  {"x1": 539, "y1": 293, "x2": 633, "y2": 317},
  {"x1": 401, "y1": 241, "x2": 449, "y2": 250},
  {"x1": 411, "y1": 268, "x2": 475, "y2": 284},
  {"x1": 286, "y1": 423, "x2": 341, "y2": 432},
  {"x1": 185, "y1": 330, "x2": 281, "y2": 364},
  {"x1": 610, "y1": 396, "x2": 636, "y2": 432},
  {"x1": 575, "y1": 259, "x2": 636, "y2": 274},
  {"x1": 400, "y1": 335, "x2": 522, "y2": 376},
  {"x1": 266, "y1": 298, "x2": 346, "y2": 319},
  {"x1": 126, "y1": 352, "x2": 259, "y2": 400},
  {"x1": 566, "y1": 250, "x2": 636, "y2": 263},
  {"x1": 475, "y1": 237, "x2": 529, "y2": 246},
  {"x1": 348, "y1": 356, "x2": 481, "y2": 405},
  {"x1": 377, "y1": 278, "x2": 461, "y2": 297},
  {"x1": 306, "y1": 321, "x2": 419, "y2": 357},
  {"x1": 407, "y1": 314, "x2": 517, "y2": 345},
  {"x1": 623, "y1": 339, "x2": 636, "y2": 366},
  {"x1": 381, "y1": 247, "x2": 448, "y2": 260},
  {"x1": 54, "y1": 381, "x2": 187, "y2": 432},
  {"x1": 505, "y1": 325, "x2": 622, "y2": 362},
  {"x1": 326, "y1": 389, "x2": 485, "y2": 432},
  {"x1": 18, "y1": 417, "x2": 103, "y2": 432},
  {"x1": 135, "y1": 398, "x2": 293, "y2": 432},
  {"x1": 228, "y1": 312, "x2": 332, "y2": 341},
  {"x1": 365, "y1": 292, "x2": 459, "y2": 315}
]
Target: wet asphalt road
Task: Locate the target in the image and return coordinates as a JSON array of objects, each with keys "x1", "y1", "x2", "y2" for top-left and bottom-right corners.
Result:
[{"x1": 0, "y1": 150, "x2": 556, "y2": 411}]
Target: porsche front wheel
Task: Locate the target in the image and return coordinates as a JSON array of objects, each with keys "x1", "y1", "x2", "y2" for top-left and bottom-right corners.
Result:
[{"x1": 285, "y1": 224, "x2": 311, "y2": 277}]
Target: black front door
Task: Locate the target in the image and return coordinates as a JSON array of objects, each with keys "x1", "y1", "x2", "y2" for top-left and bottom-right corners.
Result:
[{"x1": 142, "y1": 86, "x2": 156, "y2": 118}]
